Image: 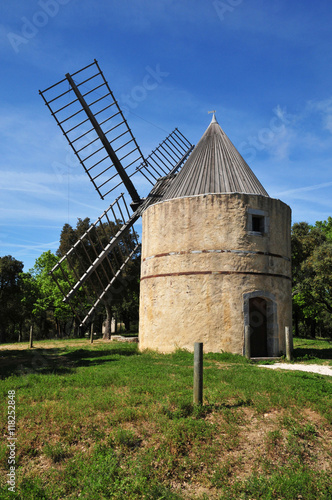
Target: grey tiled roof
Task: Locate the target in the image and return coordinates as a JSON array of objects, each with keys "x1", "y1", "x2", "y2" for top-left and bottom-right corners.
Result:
[
  {"x1": 138, "y1": 175, "x2": 176, "y2": 213},
  {"x1": 161, "y1": 115, "x2": 269, "y2": 201}
]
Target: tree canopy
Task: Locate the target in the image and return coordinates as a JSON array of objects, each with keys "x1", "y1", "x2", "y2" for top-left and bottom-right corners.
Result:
[
  {"x1": 56, "y1": 217, "x2": 141, "y2": 337},
  {"x1": 291, "y1": 220, "x2": 332, "y2": 337},
  {"x1": 0, "y1": 256, "x2": 24, "y2": 343},
  {"x1": 2, "y1": 215, "x2": 332, "y2": 343}
]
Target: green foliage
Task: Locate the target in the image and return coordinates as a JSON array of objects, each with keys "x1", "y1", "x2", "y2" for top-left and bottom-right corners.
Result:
[
  {"x1": 0, "y1": 339, "x2": 331, "y2": 499},
  {"x1": 0, "y1": 442, "x2": 7, "y2": 468},
  {"x1": 0, "y1": 255, "x2": 24, "y2": 343},
  {"x1": 221, "y1": 468, "x2": 332, "y2": 500},
  {"x1": 57, "y1": 217, "x2": 141, "y2": 337},
  {"x1": 29, "y1": 251, "x2": 69, "y2": 320},
  {"x1": 15, "y1": 478, "x2": 48, "y2": 499},
  {"x1": 302, "y1": 242, "x2": 332, "y2": 312},
  {"x1": 111, "y1": 428, "x2": 142, "y2": 449},
  {"x1": 43, "y1": 443, "x2": 70, "y2": 463},
  {"x1": 315, "y1": 216, "x2": 332, "y2": 241},
  {"x1": 22, "y1": 250, "x2": 76, "y2": 339},
  {"x1": 211, "y1": 459, "x2": 234, "y2": 488},
  {"x1": 292, "y1": 221, "x2": 332, "y2": 338},
  {"x1": 20, "y1": 271, "x2": 39, "y2": 319},
  {"x1": 4, "y1": 212, "x2": 332, "y2": 342},
  {"x1": 1, "y1": 212, "x2": 141, "y2": 342},
  {"x1": 292, "y1": 337, "x2": 332, "y2": 362}
]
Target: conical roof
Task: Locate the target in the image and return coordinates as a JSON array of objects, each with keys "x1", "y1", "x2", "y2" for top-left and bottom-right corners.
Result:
[{"x1": 162, "y1": 114, "x2": 269, "y2": 200}]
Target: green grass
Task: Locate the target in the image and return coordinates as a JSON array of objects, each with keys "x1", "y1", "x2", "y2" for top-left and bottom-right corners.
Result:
[
  {"x1": 0, "y1": 338, "x2": 331, "y2": 499},
  {"x1": 292, "y1": 337, "x2": 332, "y2": 364}
]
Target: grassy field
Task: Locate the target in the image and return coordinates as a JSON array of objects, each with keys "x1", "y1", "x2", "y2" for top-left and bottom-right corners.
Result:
[{"x1": 0, "y1": 337, "x2": 331, "y2": 499}]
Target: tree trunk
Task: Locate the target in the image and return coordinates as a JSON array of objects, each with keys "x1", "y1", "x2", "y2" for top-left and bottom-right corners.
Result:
[
  {"x1": 124, "y1": 316, "x2": 130, "y2": 332},
  {"x1": 29, "y1": 324, "x2": 33, "y2": 349},
  {"x1": 294, "y1": 310, "x2": 299, "y2": 337},
  {"x1": 310, "y1": 318, "x2": 316, "y2": 338},
  {"x1": 103, "y1": 303, "x2": 112, "y2": 340},
  {"x1": 73, "y1": 317, "x2": 79, "y2": 338}
]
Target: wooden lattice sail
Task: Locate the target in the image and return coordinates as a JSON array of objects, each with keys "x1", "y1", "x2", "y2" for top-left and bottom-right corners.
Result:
[{"x1": 39, "y1": 60, "x2": 194, "y2": 326}]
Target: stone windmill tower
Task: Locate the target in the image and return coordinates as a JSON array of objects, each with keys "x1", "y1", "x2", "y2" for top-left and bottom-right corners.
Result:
[
  {"x1": 139, "y1": 113, "x2": 292, "y2": 357},
  {"x1": 40, "y1": 60, "x2": 291, "y2": 358}
]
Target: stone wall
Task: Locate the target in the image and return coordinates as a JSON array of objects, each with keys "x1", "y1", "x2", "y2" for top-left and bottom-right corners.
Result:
[{"x1": 139, "y1": 193, "x2": 292, "y2": 355}]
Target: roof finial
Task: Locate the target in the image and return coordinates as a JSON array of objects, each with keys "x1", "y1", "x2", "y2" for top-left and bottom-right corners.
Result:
[{"x1": 208, "y1": 110, "x2": 218, "y2": 124}]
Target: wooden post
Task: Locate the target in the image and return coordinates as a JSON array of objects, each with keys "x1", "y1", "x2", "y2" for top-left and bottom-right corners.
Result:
[
  {"x1": 285, "y1": 326, "x2": 292, "y2": 361},
  {"x1": 193, "y1": 342, "x2": 203, "y2": 405},
  {"x1": 90, "y1": 322, "x2": 94, "y2": 344},
  {"x1": 245, "y1": 325, "x2": 251, "y2": 360},
  {"x1": 29, "y1": 324, "x2": 33, "y2": 349}
]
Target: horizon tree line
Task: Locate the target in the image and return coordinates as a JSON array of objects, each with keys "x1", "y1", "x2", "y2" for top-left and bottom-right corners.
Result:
[{"x1": 1, "y1": 217, "x2": 332, "y2": 344}]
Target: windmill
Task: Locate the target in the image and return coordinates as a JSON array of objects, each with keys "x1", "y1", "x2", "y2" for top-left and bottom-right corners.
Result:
[
  {"x1": 39, "y1": 60, "x2": 194, "y2": 330},
  {"x1": 40, "y1": 60, "x2": 292, "y2": 356}
]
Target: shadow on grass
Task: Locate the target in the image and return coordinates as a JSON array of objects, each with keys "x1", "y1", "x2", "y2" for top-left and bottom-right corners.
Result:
[
  {"x1": 0, "y1": 345, "x2": 139, "y2": 379},
  {"x1": 164, "y1": 399, "x2": 252, "y2": 420},
  {"x1": 293, "y1": 347, "x2": 332, "y2": 360}
]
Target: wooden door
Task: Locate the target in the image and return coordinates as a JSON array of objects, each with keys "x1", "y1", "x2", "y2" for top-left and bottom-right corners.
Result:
[{"x1": 249, "y1": 297, "x2": 268, "y2": 357}]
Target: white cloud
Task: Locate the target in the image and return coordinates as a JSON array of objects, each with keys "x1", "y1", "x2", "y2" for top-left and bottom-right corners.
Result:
[
  {"x1": 2, "y1": 240, "x2": 59, "y2": 251},
  {"x1": 277, "y1": 181, "x2": 332, "y2": 197},
  {"x1": 240, "y1": 97, "x2": 332, "y2": 167},
  {"x1": 325, "y1": 115, "x2": 332, "y2": 134},
  {"x1": 305, "y1": 98, "x2": 332, "y2": 135}
]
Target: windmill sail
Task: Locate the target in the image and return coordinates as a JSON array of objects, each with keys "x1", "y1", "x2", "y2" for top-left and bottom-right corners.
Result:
[
  {"x1": 137, "y1": 128, "x2": 194, "y2": 184},
  {"x1": 39, "y1": 60, "x2": 194, "y2": 205},
  {"x1": 39, "y1": 60, "x2": 144, "y2": 204},
  {"x1": 40, "y1": 60, "x2": 194, "y2": 327},
  {"x1": 50, "y1": 193, "x2": 140, "y2": 326}
]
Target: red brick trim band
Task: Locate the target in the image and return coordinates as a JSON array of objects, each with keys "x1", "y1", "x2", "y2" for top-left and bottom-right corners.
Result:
[
  {"x1": 140, "y1": 270, "x2": 292, "y2": 281},
  {"x1": 143, "y1": 249, "x2": 290, "y2": 262}
]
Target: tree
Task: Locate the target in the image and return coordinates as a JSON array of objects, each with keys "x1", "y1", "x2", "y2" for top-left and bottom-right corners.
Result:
[
  {"x1": 20, "y1": 271, "x2": 41, "y2": 341},
  {"x1": 0, "y1": 256, "x2": 24, "y2": 343},
  {"x1": 57, "y1": 223, "x2": 76, "y2": 258},
  {"x1": 29, "y1": 251, "x2": 73, "y2": 338},
  {"x1": 291, "y1": 221, "x2": 332, "y2": 338},
  {"x1": 315, "y1": 216, "x2": 332, "y2": 241},
  {"x1": 57, "y1": 218, "x2": 141, "y2": 338},
  {"x1": 109, "y1": 254, "x2": 141, "y2": 333},
  {"x1": 301, "y1": 242, "x2": 332, "y2": 314},
  {"x1": 291, "y1": 222, "x2": 326, "y2": 279}
]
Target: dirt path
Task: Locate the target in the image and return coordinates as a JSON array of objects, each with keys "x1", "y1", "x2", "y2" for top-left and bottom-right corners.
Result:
[{"x1": 258, "y1": 363, "x2": 332, "y2": 376}]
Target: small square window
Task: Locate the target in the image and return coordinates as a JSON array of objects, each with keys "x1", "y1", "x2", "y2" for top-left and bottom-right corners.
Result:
[
  {"x1": 251, "y1": 215, "x2": 264, "y2": 233},
  {"x1": 247, "y1": 208, "x2": 269, "y2": 236}
]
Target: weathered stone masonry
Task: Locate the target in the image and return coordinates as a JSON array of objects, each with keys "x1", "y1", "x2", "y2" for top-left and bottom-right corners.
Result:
[
  {"x1": 139, "y1": 116, "x2": 292, "y2": 356},
  {"x1": 139, "y1": 193, "x2": 291, "y2": 354}
]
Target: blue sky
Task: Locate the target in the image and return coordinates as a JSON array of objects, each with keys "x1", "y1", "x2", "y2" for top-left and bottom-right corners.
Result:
[{"x1": 1, "y1": 0, "x2": 332, "y2": 271}]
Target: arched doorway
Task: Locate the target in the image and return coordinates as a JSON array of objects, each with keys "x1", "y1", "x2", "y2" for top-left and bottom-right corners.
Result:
[
  {"x1": 243, "y1": 291, "x2": 279, "y2": 357},
  {"x1": 249, "y1": 297, "x2": 268, "y2": 357}
]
